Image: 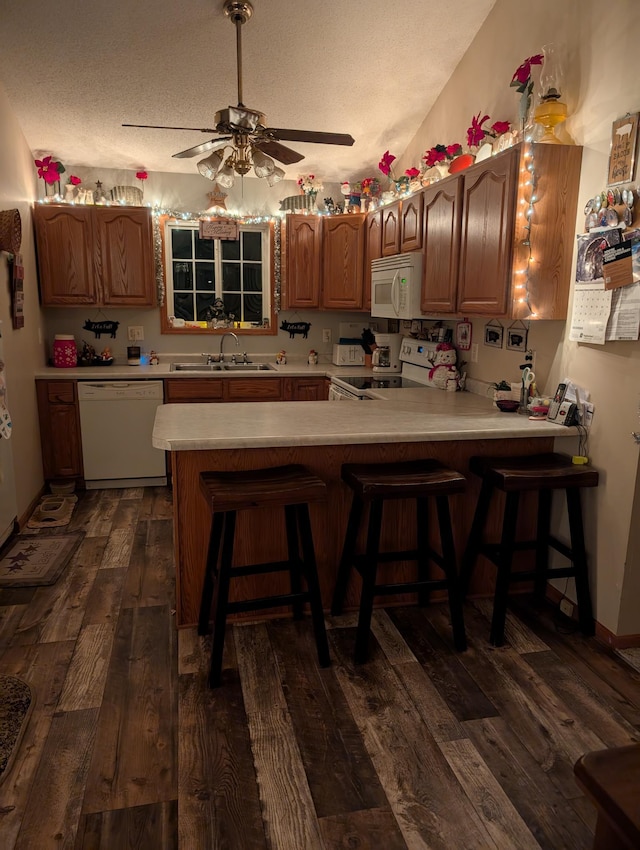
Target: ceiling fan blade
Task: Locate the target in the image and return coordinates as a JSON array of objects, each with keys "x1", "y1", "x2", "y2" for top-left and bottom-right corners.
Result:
[
  {"x1": 172, "y1": 138, "x2": 233, "y2": 159},
  {"x1": 123, "y1": 123, "x2": 219, "y2": 133},
  {"x1": 254, "y1": 139, "x2": 305, "y2": 165},
  {"x1": 268, "y1": 128, "x2": 355, "y2": 147}
]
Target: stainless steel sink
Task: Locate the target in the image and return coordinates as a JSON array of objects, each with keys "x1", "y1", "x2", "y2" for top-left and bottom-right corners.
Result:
[
  {"x1": 221, "y1": 363, "x2": 274, "y2": 371},
  {"x1": 170, "y1": 363, "x2": 223, "y2": 372},
  {"x1": 170, "y1": 362, "x2": 274, "y2": 372}
]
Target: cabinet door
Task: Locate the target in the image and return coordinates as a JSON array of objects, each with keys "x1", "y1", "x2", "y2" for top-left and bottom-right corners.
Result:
[
  {"x1": 457, "y1": 148, "x2": 519, "y2": 316},
  {"x1": 421, "y1": 179, "x2": 463, "y2": 314},
  {"x1": 33, "y1": 206, "x2": 97, "y2": 305},
  {"x1": 284, "y1": 377, "x2": 328, "y2": 401},
  {"x1": 400, "y1": 193, "x2": 424, "y2": 252},
  {"x1": 36, "y1": 381, "x2": 83, "y2": 479},
  {"x1": 283, "y1": 215, "x2": 322, "y2": 309},
  {"x1": 381, "y1": 202, "x2": 401, "y2": 256},
  {"x1": 363, "y1": 211, "x2": 382, "y2": 312},
  {"x1": 94, "y1": 207, "x2": 156, "y2": 307},
  {"x1": 322, "y1": 215, "x2": 365, "y2": 310},
  {"x1": 225, "y1": 378, "x2": 282, "y2": 401},
  {"x1": 164, "y1": 379, "x2": 224, "y2": 402}
]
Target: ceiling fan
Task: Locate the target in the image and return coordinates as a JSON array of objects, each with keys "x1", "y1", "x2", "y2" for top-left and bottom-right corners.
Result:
[{"x1": 123, "y1": 0, "x2": 355, "y2": 186}]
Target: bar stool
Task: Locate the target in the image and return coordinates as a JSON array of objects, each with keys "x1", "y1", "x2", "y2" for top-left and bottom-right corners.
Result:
[
  {"x1": 460, "y1": 452, "x2": 599, "y2": 646},
  {"x1": 198, "y1": 464, "x2": 330, "y2": 687},
  {"x1": 331, "y1": 459, "x2": 467, "y2": 663}
]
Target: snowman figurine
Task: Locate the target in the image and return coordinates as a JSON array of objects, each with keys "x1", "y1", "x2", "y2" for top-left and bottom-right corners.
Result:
[{"x1": 428, "y1": 342, "x2": 459, "y2": 391}]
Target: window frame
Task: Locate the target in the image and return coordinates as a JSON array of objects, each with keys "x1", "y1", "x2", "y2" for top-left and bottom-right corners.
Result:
[{"x1": 159, "y1": 215, "x2": 277, "y2": 336}]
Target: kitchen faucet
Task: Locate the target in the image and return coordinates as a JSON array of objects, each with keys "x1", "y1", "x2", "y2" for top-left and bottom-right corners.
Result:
[{"x1": 219, "y1": 332, "x2": 239, "y2": 363}]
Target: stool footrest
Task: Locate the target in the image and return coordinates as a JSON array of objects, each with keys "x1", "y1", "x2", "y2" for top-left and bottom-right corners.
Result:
[
  {"x1": 355, "y1": 549, "x2": 419, "y2": 567},
  {"x1": 231, "y1": 559, "x2": 300, "y2": 578},
  {"x1": 374, "y1": 579, "x2": 449, "y2": 597},
  {"x1": 227, "y1": 591, "x2": 310, "y2": 615}
]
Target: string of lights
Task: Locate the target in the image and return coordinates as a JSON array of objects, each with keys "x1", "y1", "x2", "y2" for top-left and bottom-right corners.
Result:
[{"x1": 514, "y1": 142, "x2": 539, "y2": 319}]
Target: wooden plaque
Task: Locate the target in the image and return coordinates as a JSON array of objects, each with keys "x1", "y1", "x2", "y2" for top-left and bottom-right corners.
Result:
[
  {"x1": 199, "y1": 219, "x2": 239, "y2": 240},
  {"x1": 608, "y1": 113, "x2": 639, "y2": 186}
]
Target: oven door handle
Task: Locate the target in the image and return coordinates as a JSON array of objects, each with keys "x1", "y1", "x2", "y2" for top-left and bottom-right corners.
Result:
[{"x1": 391, "y1": 270, "x2": 400, "y2": 315}]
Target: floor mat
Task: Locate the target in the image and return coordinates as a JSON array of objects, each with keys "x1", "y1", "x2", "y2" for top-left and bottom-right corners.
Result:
[
  {"x1": 0, "y1": 532, "x2": 83, "y2": 587},
  {"x1": 0, "y1": 676, "x2": 34, "y2": 785},
  {"x1": 26, "y1": 494, "x2": 77, "y2": 529}
]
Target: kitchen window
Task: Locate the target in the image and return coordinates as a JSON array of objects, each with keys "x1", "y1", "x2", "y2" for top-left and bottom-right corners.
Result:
[{"x1": 162, "y1": 220, "x2": 273, "y2": 332}]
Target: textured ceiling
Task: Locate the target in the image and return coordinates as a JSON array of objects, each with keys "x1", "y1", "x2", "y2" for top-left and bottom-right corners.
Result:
[{"x1": 1, "y1": 0, "x2": 496, "y2": 183}]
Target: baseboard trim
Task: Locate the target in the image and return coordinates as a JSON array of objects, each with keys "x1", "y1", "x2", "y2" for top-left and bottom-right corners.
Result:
[{"x1": 546, "y1": 583, "x2": 640, "y2": 649}]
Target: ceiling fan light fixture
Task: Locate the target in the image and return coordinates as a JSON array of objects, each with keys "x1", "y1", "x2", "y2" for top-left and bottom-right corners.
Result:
[
  {"x1": 252, "y1": 147, "x2": 276, "y2": 178},
  {"x1": 266, "y1": 166, "x2": 285, "y2": 187},
  {"x1": 197, "y1": 150, "x2": 224, "y2": 180},
  {"x1": 217, "y1": 161, "x2": 236, "y2": 188}
]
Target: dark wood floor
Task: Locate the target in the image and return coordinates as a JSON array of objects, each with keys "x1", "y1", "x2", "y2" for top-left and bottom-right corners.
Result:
[{"x1": 1, "y1": 487, "x2": 639, "y2": 849}]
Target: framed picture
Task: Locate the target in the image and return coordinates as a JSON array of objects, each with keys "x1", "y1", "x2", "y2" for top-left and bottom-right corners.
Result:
[
  {"x1": 484, "y1": 322, "x2": 504, "y2": 348},
  {"x1": 455, "y1": 318, "x2": 472, "y2": 351},
  {"x1": 506, "y1": 326, "x2": 528, "y2": 351},
  {"x1": 608, "y1": 113, "x2": 639, "y2": 186}
]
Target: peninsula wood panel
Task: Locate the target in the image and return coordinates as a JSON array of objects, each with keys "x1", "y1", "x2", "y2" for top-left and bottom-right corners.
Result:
[{"x1": 171, "y1": 436, "x2": 553, "y2": 628}]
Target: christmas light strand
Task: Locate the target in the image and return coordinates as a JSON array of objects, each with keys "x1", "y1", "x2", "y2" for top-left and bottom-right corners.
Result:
[{"x1": 514, "y1": 143, "x2": 539, "y2": 318}]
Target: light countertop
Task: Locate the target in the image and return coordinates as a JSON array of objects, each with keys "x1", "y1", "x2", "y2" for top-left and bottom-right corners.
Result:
[
  {"x1": 152, "y1": 390, "x2": 575, "y2": 451},
  {"x1": 33, "y1": 361, "x2": 370, "y2": 380}
]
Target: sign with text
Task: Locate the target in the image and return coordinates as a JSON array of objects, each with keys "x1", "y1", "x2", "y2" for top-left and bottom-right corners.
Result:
[
  {"x1": 199, "y1": 219, "x2": 239, "y2": 241},
  {"x1": 603, "y1": 234, "x2": 640, "y2": 290},
  {"x1": 608, "y1": 113, "x2": 639, "y2": 186}
]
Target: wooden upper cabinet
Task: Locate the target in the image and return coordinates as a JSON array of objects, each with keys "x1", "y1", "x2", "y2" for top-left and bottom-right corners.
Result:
[
  {"x1": 33, "y1": 205, "x2": 97, "y2": 305},
  {"x1": 455, "y1": 143, "x2": 582, "y2": 319},
  {"x1": 282, "y1": 214, "x2": 322, "y2": 309},
  {"x1": 421, "y1": 178, "x2": 463, "y2": 314},
  {"x1": 34, "y1": 205, "x2": 156, "y2": 307},
  {"x1": 400, "y1": 193, "x2": 424, "y2": 252},
  {"x1": 381, "y1": 202, "x2": 401, "y2": 256},
  {"x1": 457, "y1": 148, "x2": 519, "y2": 316},
  {"x1": 363, "y1": 210, "x2": 382, "y2": 312},
  {"x1": 322, "y1": 214, "x2": 365, "y2": 310},
  {"x1": 94, "y1": 207, "x2": 156, "y2": 307}
]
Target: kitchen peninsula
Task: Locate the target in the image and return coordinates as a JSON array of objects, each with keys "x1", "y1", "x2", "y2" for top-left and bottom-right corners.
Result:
[{"x1": 153, "y1": 392, "x2": 576, "y2": 627}]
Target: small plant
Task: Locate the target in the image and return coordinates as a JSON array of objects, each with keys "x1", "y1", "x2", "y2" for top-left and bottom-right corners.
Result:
[{"x1": 490, "y1": 380, "x2": 512, "y2": 391}]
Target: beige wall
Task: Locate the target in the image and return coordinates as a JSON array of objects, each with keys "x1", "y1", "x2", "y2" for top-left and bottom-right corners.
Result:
[
  {"x1": 0, "y1": 83, "x2": 46, "y2": 516},
  {"x1": 398, "y1": 0, "x2": 640, "y2": 635}
]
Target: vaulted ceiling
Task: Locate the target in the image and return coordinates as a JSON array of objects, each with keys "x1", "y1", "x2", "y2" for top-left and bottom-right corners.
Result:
[{"x1": 1, "y1": 0, "x2": 496, "y2": 183}]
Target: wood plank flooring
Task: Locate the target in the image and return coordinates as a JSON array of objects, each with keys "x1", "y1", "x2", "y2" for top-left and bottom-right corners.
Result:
[{"x1": 1, "y1": 486, "x2": 639, "y2": 848}]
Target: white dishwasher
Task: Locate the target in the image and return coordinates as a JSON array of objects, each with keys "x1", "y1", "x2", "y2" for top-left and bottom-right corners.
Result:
[{"x1": 78, "y1": 381, "x2": 167, "y2": 489}]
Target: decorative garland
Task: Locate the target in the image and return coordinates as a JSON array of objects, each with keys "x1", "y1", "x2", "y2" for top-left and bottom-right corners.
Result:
[{"x1": 150, "y1": 207, "x2": 281, "y2": 314}]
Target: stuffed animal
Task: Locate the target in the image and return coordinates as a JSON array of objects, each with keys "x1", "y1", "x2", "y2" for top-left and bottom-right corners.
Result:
[{"x1": 428, "y1": 342, "x2": 459, "y2": 390}]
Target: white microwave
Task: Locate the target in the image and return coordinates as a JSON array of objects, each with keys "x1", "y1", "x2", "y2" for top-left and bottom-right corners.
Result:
[{"x1": 371, "y1": 253, "x2": 423, "y2": 319}]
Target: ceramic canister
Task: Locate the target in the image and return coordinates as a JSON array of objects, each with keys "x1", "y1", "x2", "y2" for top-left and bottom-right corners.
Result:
[{"x1": 53, "y1": 335, "x2": 77, "y2": 368}]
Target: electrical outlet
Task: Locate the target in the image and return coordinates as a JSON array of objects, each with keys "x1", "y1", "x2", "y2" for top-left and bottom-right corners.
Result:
[
  {"x1": 471, "y1": 343, "x2": 479, "y2": 363},
  {"x1": 322, "y1": 329, "x2": 331, "y2": 343},
  {"x1": 128, "y1": 326, "x2": 144, "y2": 341},
  {"x1": 559, "y1": 597, "x2": 574, "y2": 618}
]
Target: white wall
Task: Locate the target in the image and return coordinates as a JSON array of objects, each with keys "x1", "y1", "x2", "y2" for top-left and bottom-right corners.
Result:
[
  {"x1": 0, "y1": 82, "x2": 46, "y2": 515},
  {"x1": 397, "y1": 0, "x2": 640, "y2": 636}
]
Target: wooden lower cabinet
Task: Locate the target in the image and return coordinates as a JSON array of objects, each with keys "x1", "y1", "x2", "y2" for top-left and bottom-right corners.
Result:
[
  {"x1": 283, "y1": 377, "x2": 329, "y2": 401},
  {"x1": 36, "y1": 380, "x2": 83, "y2": 480},
  {"x1": 164, "y1": 377, "x2": 283, "y2": 402}
]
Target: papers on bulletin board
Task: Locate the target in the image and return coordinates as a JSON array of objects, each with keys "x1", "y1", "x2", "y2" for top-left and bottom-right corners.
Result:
[
  {"x1": 570, "y1": 228, "x2": 640, "y2": 343},
  {"x1": 569, "y1": 281, "x2": 612, "y2": 344}
]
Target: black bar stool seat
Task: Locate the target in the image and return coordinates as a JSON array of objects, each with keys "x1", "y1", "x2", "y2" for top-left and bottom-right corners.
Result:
[
  {"x1": 331, "y1": 459, "x2": 468, "y2": 663},
  {"x1": 460, "y1": 452, "x2": 599, "y2": 646},
  {"x1": 198, "y1": 464, "x2": 330, "y2": 687}
]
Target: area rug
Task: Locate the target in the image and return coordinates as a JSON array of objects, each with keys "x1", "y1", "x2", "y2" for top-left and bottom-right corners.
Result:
[
  {"x1": 0, "y1": 532, "x2": 83, "y2": 588},
  {"x1": 26, "y1": 494, "x2": 77, "y2": 529},
  {"x1": 0, "y1": 676, "x2": 34, "y2": 785}
]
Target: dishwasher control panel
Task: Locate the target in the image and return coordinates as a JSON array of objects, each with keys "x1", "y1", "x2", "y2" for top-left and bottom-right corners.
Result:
[{"x1": 77, "y1": 381, "x2": 164, "y2": 401}]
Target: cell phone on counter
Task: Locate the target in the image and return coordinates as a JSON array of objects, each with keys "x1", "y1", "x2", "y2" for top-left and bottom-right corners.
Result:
[{"x1": 547, "y1": 383, "x2": 567, "y2": 421}]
